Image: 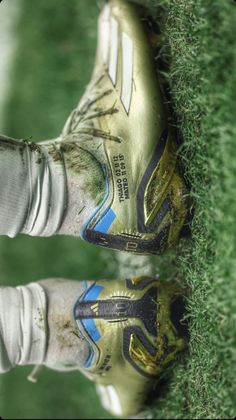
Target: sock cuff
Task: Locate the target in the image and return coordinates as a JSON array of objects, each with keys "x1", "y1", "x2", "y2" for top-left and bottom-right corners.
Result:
[
  {"x1": 0, "y1": 137, "x2": 67, "y2": 238},
  {"x1": 0, "y1": 138, "x2": 30, "y2": 237},
  {"x1": 16, "y1": 283, "x2": 48, "y2": 366},
  {"x1": 0, "y1": 283, "x2": 48, "y2": 373}
]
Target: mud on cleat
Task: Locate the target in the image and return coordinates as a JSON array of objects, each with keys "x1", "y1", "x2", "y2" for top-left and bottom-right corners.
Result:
[
  {"x1": 61, "y1": 0, "x2": 190, "y2": 255},
  {"x1": 73, "y1": 277, "x2": 188, "y2": 417}
]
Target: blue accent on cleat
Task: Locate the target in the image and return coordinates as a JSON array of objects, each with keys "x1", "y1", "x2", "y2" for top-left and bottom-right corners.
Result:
[
  {"x1": 83, "y1": 284, "x2": 104, "y2": 302},
  {"x1": 81, "y1": 164, "x2": 110, "y2": 238},
  {"x1": 83, "y1": 345, "x2": 95, "y2": 369},
  {"x1": 94, "y1": 208, "x2": 116, "y2": 234},
  {"x1": 74, "y1": 283, "x2": 104, "y2": 344},
  {"x1": 81, "y1": 318, "x2": 101, "y2": 342}
]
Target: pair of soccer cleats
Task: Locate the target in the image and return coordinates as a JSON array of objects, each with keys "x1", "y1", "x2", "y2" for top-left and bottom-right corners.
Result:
[
  {"x1": 6, "y1": 0, "x2": 190, "y2": 417},
  {"x1": 71, "y1": 1, "x2": 189, "y2": 416},
  {"x1": 55, "y1": 1, "x2": 189, "y2": 416}
]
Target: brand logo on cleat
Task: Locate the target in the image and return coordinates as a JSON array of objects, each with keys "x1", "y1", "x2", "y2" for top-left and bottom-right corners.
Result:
[{"x1": 91, "y1": 303, "x2": 99, "y2": 315}]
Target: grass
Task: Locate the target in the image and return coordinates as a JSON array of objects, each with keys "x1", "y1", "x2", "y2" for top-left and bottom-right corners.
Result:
[
  {"x1": 133, "y1": 0, "x2": 236, "y2": 418},
  {"x1": 0, "y1": 0, "x2": 236, "y2": 419}
]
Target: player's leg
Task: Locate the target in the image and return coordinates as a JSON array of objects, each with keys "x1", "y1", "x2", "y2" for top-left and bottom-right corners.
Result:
[
  {"x1": 0, "y1": 276, "x2": 188, "y2": 417},
  {"x1": 0, "y1": 0, "x2": 190, "y2": 254},
  {"x1": 0, "y1": 279, "x2": 90, "y2": 374},
  {"x1": 0, "y1": 134, "x2": 105, "y2": 238}
]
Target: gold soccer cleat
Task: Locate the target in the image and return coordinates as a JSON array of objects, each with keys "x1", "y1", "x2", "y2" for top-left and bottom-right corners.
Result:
[
  {"x1": 61, "y1": 0, "x2": 190, "y2": 255},
  {"x1": 73, "y1": 277, "x2": 187, "y2": 417}
]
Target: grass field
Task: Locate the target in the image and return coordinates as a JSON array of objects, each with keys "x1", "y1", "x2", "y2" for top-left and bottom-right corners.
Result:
[{"x1": 0, "y1": 0, "x2": 236, "y2": 419}]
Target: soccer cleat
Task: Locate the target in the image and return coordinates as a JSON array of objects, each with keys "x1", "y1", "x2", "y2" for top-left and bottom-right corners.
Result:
[
  {"x1": 73, "y1": 277, "x2": 187, "y2": 417},
  {"x1": 60, "y1": 0, "x2": 190, "y2": 255}
]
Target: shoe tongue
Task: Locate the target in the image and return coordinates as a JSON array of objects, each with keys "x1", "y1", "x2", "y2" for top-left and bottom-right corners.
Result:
[{"x1": 74, "y1": 286, "x2": 158, "y2": 337}]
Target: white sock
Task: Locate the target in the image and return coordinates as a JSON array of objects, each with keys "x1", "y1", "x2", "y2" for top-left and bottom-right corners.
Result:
[
  {"x1": 40, "y1": 278, "x2": 91, "y2": 372},
  {"x1": 0, "y1": 135, "x2": 105, "y2": 238},
  {"x1": 0, "y1": 283, "x2": 47, "y2": 373},
  {"x1": 0, "y1": 135, "x2": 67, "y2": 237},
  {"x1": 0, "y1": 279, "x2": 91, "y2": 375}
]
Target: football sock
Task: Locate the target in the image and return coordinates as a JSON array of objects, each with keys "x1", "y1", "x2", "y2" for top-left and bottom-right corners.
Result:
[{"x1": 0, "y1": 135, "x2": 105, "y2": 238}]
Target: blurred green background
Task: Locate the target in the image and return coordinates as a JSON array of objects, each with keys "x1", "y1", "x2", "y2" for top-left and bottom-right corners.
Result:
[{"x1": 0, "y1": 0, "x2": 117, "y2": 418}]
